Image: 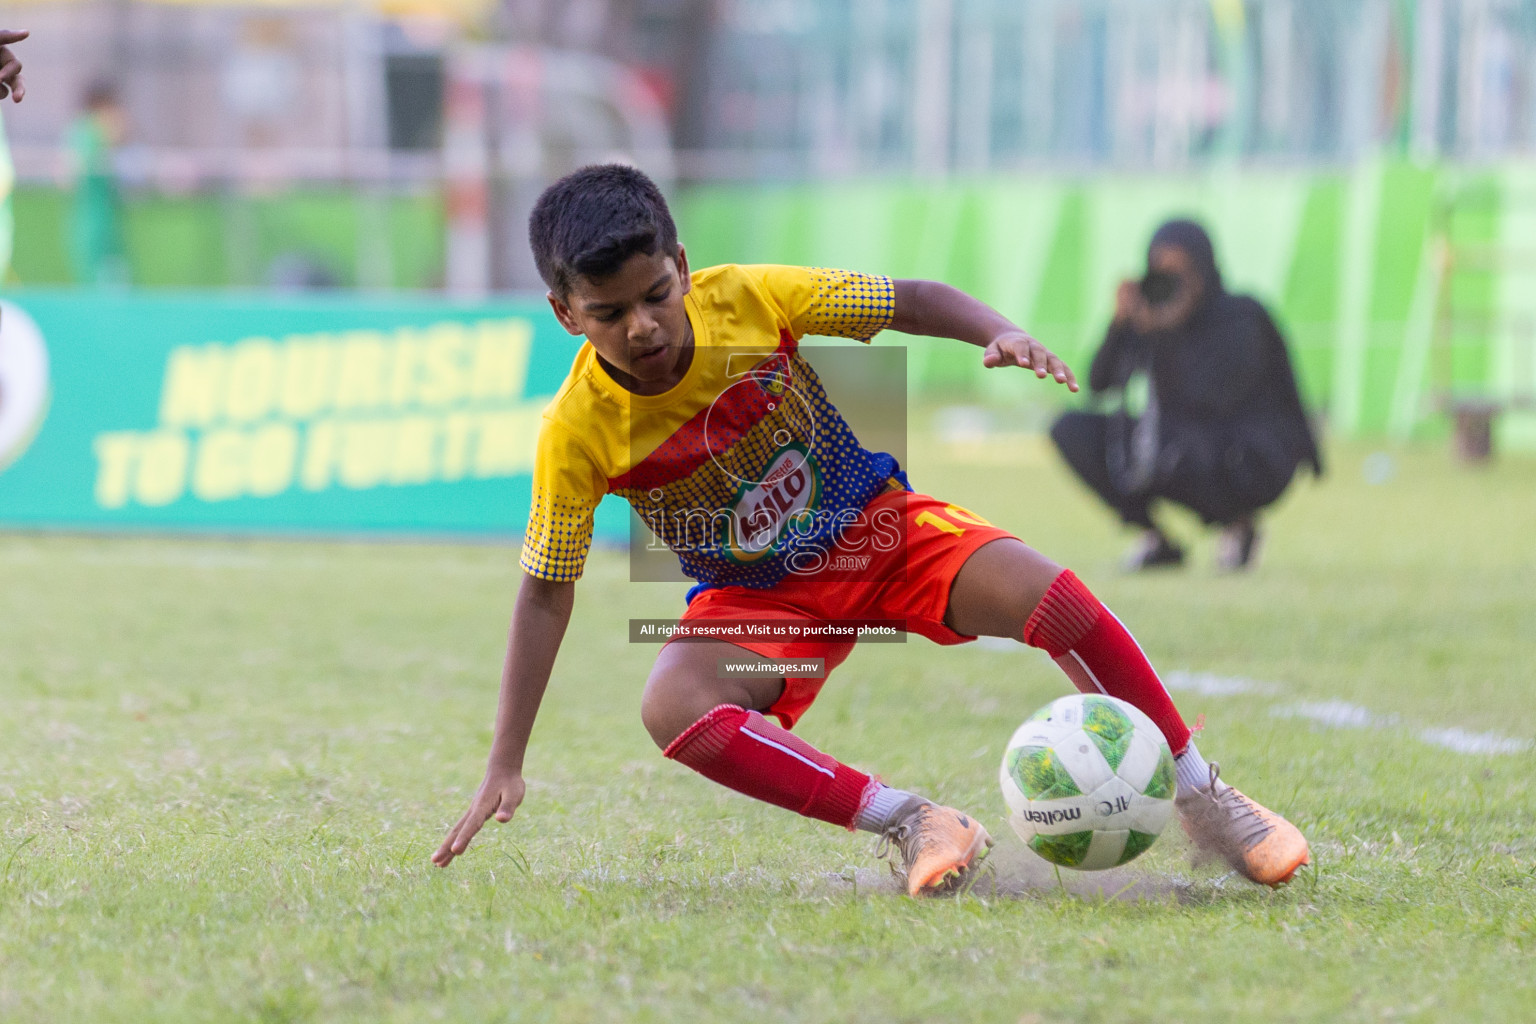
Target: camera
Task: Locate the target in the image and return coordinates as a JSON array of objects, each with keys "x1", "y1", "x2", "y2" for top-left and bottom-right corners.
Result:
[{"x1": 1139, "y1": 270, "x2": 1181, "y2": 306}]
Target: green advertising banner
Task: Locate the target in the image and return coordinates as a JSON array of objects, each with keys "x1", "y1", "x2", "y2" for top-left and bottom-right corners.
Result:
[
  {"x1": 0, "y1": 290, "x2": 628, "y2": 539},
  {"x1": 676, "y1": 161, "x2": 1536, "y2": 448}
]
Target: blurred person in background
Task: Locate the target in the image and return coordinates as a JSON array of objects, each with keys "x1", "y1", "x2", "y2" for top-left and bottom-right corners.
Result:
[
  {"x1": 0, "y1": 28, "x2": 28, "y2": 283},
  {"x1": 1050, "y1": 219, "x2": 1321, "y2": 572},
  {"x1": 68, "y1": 81, "x2": 127, "y2": 287}
]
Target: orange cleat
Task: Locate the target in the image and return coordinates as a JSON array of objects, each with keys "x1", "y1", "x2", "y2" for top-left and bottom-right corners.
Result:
[
  {"x1": 1176, "y1": 763, "x2": 1310, "y2": 886},
  {"x1": 876, "y1": 799, "x2": 993, "y2": 897}
]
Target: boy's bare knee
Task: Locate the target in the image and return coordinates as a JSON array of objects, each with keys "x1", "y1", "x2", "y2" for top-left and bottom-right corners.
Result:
[
  {"x1": 641, "y1": 672, "x2": 720, "y2": 750},
  {"x1": 640, "y1": 678, "x2": 685, "y2": 749},
  {"x1": 947, "y1": 538, "x2": 1064, "y2": 638},
  {"x1": 642, "y1": 669, "x2": 774, "y2": 751}
]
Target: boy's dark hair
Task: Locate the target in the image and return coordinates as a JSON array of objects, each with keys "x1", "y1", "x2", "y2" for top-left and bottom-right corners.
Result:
[{"x1": 529, "y1": 164, "x2": 679, "y2": 298}]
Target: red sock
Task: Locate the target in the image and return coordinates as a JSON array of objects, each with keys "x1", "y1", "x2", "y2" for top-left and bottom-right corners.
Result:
[
  {"x1": 663, "y1": 704, "x2": 878, "y2": 829},
  {"x1": 1022, "y1": 570, "x2": 1192, "y2": 755}
]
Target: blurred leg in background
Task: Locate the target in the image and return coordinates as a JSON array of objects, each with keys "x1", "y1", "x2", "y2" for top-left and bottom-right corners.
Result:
[{"x1": 1049, "y1": 410, "x2": 1182, "y2": 570}]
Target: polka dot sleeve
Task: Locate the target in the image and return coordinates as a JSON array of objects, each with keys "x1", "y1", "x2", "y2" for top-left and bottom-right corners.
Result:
[
  {"x1": 751, "y1": 265, "x2": 895, "y2": 342},
  {"x1": 519, "y1": 417, "x2": 606, "y2": 582}
]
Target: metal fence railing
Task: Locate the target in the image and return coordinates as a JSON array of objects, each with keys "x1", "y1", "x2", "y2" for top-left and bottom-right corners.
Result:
[{"x1": 686, "y1": 0, "x2": 1536, "y2": 178}]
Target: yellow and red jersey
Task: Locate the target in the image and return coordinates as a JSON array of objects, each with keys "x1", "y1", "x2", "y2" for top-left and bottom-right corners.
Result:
[{"x1": 520, "y1": 263, "x2": 899, "y2": 590}]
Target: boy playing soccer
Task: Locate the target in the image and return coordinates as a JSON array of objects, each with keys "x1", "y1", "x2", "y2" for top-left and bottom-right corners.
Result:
[{"x1": 432, "y1": 165, "x2": 1310, "y2": 894}]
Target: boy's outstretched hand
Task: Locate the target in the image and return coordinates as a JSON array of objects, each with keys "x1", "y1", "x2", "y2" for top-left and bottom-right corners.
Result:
[
  {"x1": 890, "y1": 279, "x2": 1078, "y2": 392},
  {"x1": 433, "y1": 574, "x2": 572, "y2": 868},
  {"x1": 0, "y1": 29, "x2": 28, "y2": 102},
  {"x1": 982, "y1": 331, "x2": 1079, "y2": 392},
  {"x1": 432, "y1": 769, "x2": 525, "y2": 867}
]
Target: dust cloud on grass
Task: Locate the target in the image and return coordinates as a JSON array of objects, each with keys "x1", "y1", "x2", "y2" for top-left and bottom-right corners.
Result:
[{"x1": 820, "y1": 830, "x2": 1259, "y2": 905}]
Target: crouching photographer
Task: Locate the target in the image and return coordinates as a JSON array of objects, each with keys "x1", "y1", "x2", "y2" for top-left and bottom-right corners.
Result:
[{"x1": 1050, "y1": 219, "x2": 1322, "y2": 571}]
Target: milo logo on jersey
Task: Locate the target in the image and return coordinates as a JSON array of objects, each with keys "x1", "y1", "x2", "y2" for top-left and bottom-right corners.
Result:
[{"x1": 721, "y1": 443, "x2": 821, "y2": 564}]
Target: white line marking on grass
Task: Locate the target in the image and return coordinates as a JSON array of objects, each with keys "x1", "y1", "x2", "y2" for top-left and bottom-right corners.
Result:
[
  {"x1": 1273, "y1": 700, "x2": 1533, "y2": 755},
  {"x1": 1273, "y1": 700, "x2": 1397, "y2": 730},
  {"x1": 976, "y1": 644, "x2": 1534, "y2": 756},
  {"x1": 1414, "y1": 727, "x2": 1534, "y2": 756},
  {"x1": 1256, "y1": 692, "x2": 1532, "y2": 757},
  {"x1": 1162, "y1": 670, "x2": 1280, "y2": 698},
  {"x1": 1019, "y1": 649, "x2": 1535, "y2": 757}
]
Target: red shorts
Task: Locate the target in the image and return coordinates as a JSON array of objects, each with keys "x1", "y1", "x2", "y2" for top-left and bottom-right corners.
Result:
[{"x1": 674, "y1": 489, "x2": 1018, "y2": 728}]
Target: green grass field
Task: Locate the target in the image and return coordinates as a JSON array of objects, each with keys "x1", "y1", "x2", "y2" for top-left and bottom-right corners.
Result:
[{"x1": 3, "y1": 431, "x2": 1534, "y2": 1023}]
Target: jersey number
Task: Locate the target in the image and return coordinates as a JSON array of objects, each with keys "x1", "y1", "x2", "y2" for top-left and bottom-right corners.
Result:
[{"x1": 914, "y1": 504, "x2": 992, "y2": 537}]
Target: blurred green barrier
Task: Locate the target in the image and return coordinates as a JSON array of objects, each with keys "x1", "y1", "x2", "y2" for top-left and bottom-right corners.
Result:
[
  {"x1": 675, "y1": 161, "x2": 1536, "y2": 447},
  {"x1": 11, "y1": 186, "x2": 445, "y2": 291},
  {"x1": 12, "y1": 161, "x2": 1536, "y2": 448}
]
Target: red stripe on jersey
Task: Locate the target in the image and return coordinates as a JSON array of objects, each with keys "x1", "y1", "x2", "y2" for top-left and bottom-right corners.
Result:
[{"x1": 607, "y1": 331, "x2": 798, "y2": 492}]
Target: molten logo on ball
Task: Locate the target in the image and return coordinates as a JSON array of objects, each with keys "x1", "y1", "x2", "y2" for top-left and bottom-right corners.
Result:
[
  {"x1": 999, "y1": 694, "x2": 1176, "y2": 870},
  {"x1": 0, "y1": 301, "x2": 50, "y2": 473}
]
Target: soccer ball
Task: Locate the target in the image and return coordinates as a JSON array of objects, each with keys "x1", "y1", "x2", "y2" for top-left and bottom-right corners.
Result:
[{"x1": 999, "y1": 694, "x2": 1176, "y2": 870}]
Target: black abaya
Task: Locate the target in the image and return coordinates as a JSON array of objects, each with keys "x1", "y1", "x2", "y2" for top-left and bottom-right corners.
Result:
[{"x1": 1050, "y1": 220, "x2": 1322, "y2": 529}]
